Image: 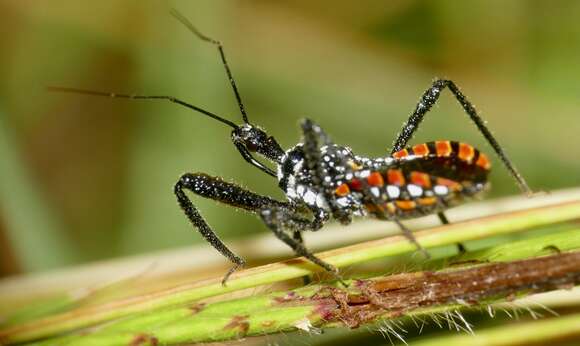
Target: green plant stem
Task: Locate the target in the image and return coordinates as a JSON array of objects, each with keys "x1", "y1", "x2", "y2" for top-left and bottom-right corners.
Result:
[
  {"x1": 1, "y1": 200, "x2": 579, "y2": 344},
  {"x1": 30, "y1": 250, "x2": 580, "y2": 345},
  {"x1": 29, "y1": 287, "x2": 324, "y2": 346}
]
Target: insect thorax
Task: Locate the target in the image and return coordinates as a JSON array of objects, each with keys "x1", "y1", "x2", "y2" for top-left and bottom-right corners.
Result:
[{"x1": 277, "y1": 143, "x2": 365, "y2": 213}]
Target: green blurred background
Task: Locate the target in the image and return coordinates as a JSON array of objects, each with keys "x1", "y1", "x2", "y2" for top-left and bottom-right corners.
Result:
[{"x1": 1, "y1": 0, "x2": 579, "y2": 277}]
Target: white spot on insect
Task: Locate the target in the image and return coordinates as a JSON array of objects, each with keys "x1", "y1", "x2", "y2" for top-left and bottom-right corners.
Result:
[
  {"x1": 315, "y1": 193, "x2": 329, "y2": 209},
  {"x1": 293, "y1": 160, "x2": 303, "y2": 174},
  {"x1": 370, "y1": 187, "x2": 381, "y2": 197},
  {"x1": 286, "y1": 176, "x2": 297, "y2": 198},
  {"x1": 386, "y1": 185, "x2": 400, "y2": 199},
  {"x1": 407, "y1": 184, "x2": 423, "y2": 197},
  {"x1": 303, "y1": 190, "x2": 317, "y2": 205},
  {"x1": 296, "y1": 185, "x2": 305, "y2": 196},
  {"x1": 434, "y1": 185, "x2": 449, "y2": 196},
  {"x1": 336, "y1": 197, "x2": 350, "y2": 207}
]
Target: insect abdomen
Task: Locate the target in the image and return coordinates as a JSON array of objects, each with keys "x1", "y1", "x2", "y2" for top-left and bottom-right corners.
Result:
[{"x1": 334, "y1": 141, "x2": 491, "y2": 219}]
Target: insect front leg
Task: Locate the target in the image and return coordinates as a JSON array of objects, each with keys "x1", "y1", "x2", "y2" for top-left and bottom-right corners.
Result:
[
  {"x1": 175, "y1": 173, "x2": 288, "y2": 285},
  {"x1": 259, "y1": 204, "x2": 346, "y2": 284}
]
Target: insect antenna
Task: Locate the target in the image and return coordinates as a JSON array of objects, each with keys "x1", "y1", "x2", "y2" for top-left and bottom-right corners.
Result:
[
  {"x1": 46, "y1": 86, "x2": 238, "y2": 129},
  {"x1": 170, "y1": 8, "x2": 249, "y2": 124}
]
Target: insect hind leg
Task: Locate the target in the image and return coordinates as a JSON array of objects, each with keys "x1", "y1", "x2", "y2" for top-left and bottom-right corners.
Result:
[
  {"x1": 391, "y1": 79, "x2": 532, "y2": 195},
  {"x1": 437, "y1": 212, "x2": 467, "y2": 254}
]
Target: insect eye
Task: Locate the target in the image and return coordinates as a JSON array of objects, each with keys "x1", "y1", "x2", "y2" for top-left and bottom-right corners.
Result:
[{"x1": 245, "y1": 141, "x2": 259, "y2": 152}]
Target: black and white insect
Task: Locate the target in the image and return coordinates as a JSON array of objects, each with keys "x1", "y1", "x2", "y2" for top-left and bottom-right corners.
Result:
[{"x1": 51, "y1": 10, "x2": 532, "y2": 285}]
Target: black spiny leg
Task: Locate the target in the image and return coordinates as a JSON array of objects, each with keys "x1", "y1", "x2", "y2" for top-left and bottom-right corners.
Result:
[
  {"x1": 437, "y1": 212, "x2": 466, "y2": 254},
  {"x1": 292, "y1": 231, "x2": 312, "y2": 285},
  {"x1": 175, "y1": 173, "x2": 288, "y2": 285},
  {"x1": 175, "y1": 173, "x2": 338, "y2": 284},
  {"x1": 391, "y1": 79, "x2": 532, "y2": 195},
  {"x1": 390, "y1": 79, "x2": 535, "y2": 254},
  {"x1": 260, "y1": 206, "x2": 345, "y2": 285},
  {"x1": 437, "y1": 211, "x2": 449, "y2": 225},
  {"x1": 392, "y1": 219, "x2": 430, "y2": 259}
]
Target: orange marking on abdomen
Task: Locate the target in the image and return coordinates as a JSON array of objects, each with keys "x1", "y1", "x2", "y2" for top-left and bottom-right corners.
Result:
[
  {"x1": 364, "y1": 203, "x2": 377, "y2": 212},
  {"x1": 417, "y1": 197, "x2": 437, "y2": 206},
  {"x1": 435, "y1": 141, "x2": 452, "y2": 157},
  {"x1": 458, "y1": 142, "x2": 475, "y2": 162},
  {"x1": 335, "y1": 183, "x2": 350, "y2": 197},
  {"x1": 476, "y1": 153, "x2": 491, "y2": 170},
  {"x1": 436, "y1": 177, "x2": 461, "y2": 190},
  {"x1": 367, "y1": 172, "x2": 384, "y2": 186},
  {"x1": 410, "y1": 171, "x2": 431, "y2": 188},
  {"x1": 386, "y1": 169, "x2": 406, "y2": 186},
  {"x1": 395, "y1": 200, "x2": 416, "y2": 210},
  {"x1": 392, "y1": 149, "x2": 409, "y2": 159},
  {"x1": 412, "y1": 143, "x2": 430, "y2": 156}
]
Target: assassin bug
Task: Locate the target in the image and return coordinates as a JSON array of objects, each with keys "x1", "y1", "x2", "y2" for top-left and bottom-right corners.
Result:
[{"x1": 50, "y1": 10, "x2": 532, "y2": 285}]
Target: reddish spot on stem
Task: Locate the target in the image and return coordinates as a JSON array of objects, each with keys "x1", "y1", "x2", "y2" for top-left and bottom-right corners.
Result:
[
  {"x1": 189, "y1": 302, "x2": 206, "y2": 314},
  {"x1": 224, "y1": 315, "x2": 250, "y2": 335},
  {"x1": 273, "y1": 291, "x2": 304, "y2": 304},
  {"x1": 129, "y1": 334, "x2": 158, "y2": 346},
  {"x1": 314, "y1": 302, "x2": 336, "y2": 321}
]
